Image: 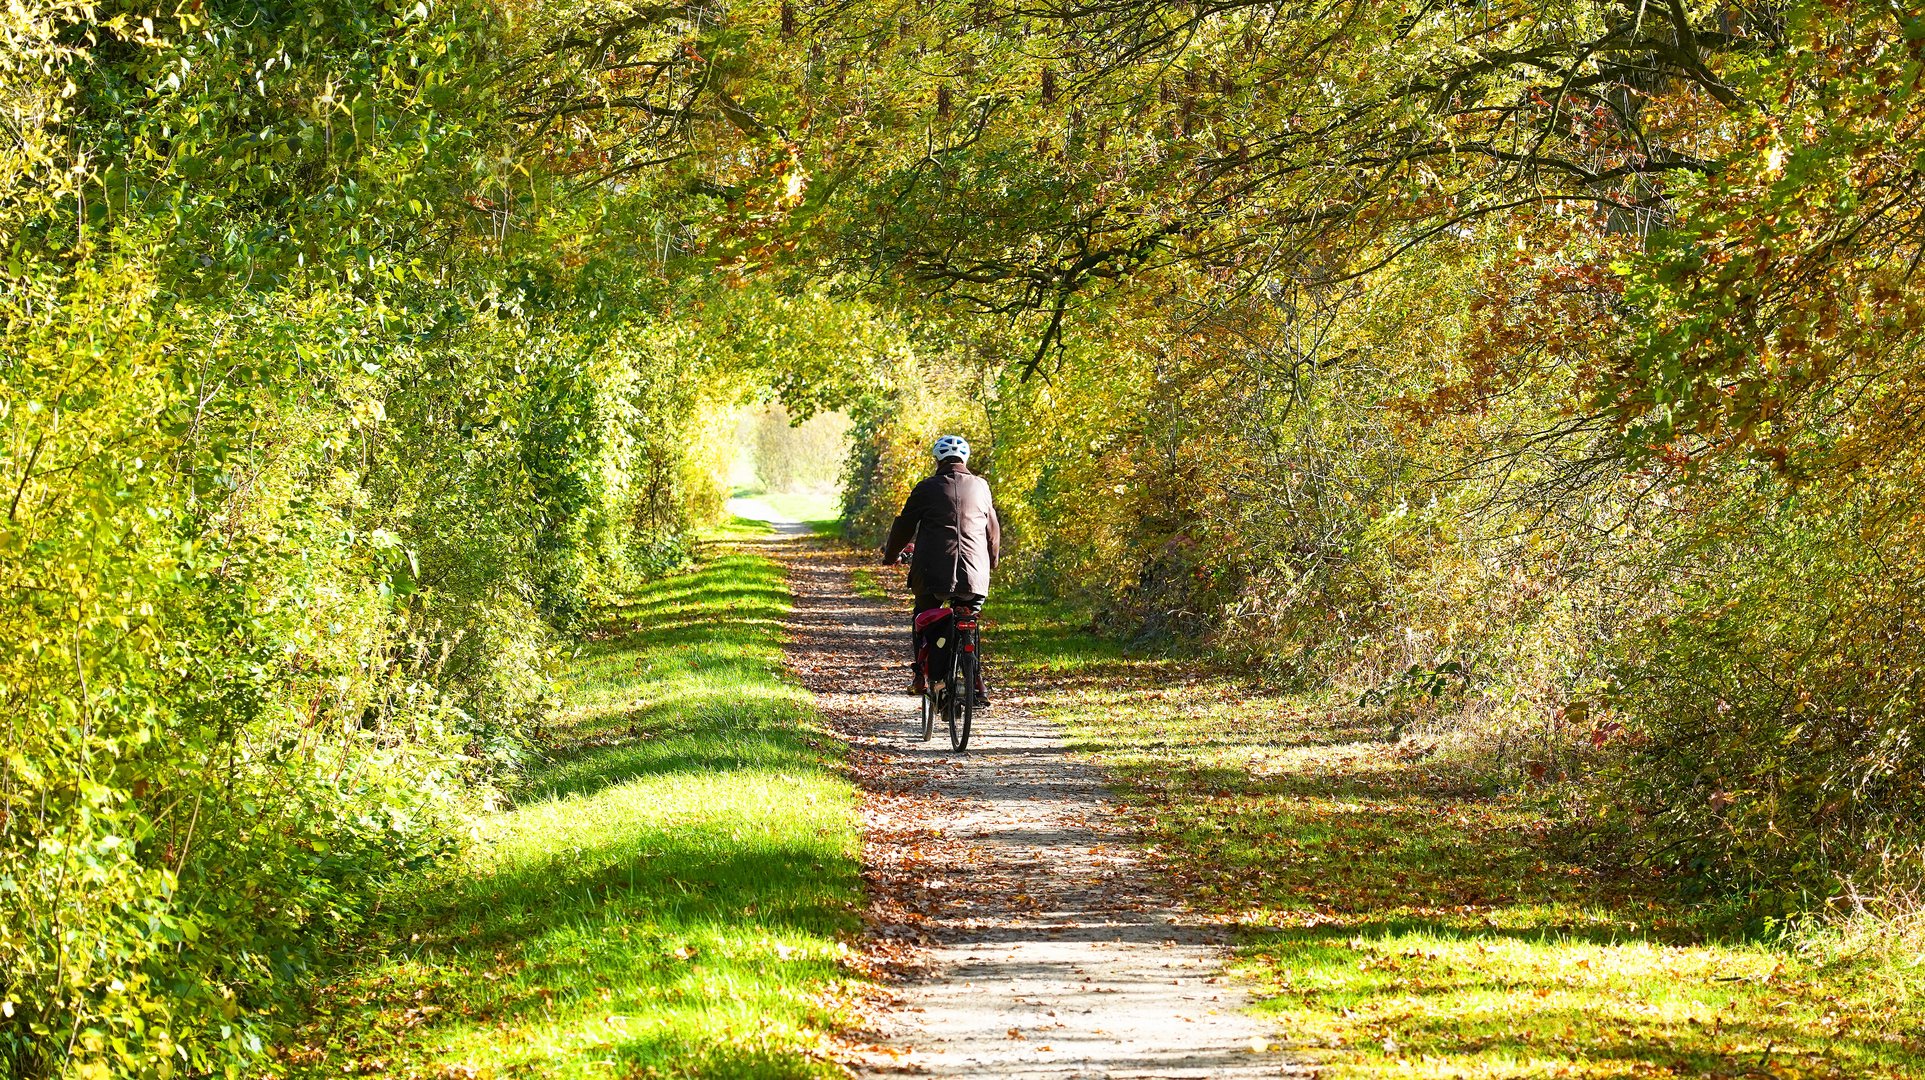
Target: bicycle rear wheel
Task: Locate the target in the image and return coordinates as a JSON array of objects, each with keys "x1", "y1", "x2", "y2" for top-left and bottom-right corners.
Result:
[{"x1": 947, "y1": 650, "x2": 973, "y2": 751}]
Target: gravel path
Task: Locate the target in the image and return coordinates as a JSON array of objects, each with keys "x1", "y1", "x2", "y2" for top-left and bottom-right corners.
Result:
[{"x1": 774, "y1": 536, "x2": 1305, "y2": 1079}]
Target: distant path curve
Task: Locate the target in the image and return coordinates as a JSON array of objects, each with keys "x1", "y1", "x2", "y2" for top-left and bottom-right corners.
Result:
[
  {"x1": 770, "y1": 528, "x2": 1305, "y2": 1079},
  {"x1": 724, "y1": 496, "x2": 818, "y2": 537}
]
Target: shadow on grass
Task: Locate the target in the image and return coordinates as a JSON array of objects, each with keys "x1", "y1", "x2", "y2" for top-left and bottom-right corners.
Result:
[
  {"x1": 305, "y1": 804, "x2": 857, "y2": 1078},
  {"x1": 290, "y1": 542, "x2": 857, "y2": 1079},
  {"x1": 594, "y1": 580, "x2": 791, "y2": 624},
  {"x1": 408, "y1": 808, "x2": 854, "y2": 963},
  {"x1": 990, "y1": 585, "x2": 1925, "y2": 1078},
  {"x1": 527, "y1": 694, "x2": 818, "y2": 803}
]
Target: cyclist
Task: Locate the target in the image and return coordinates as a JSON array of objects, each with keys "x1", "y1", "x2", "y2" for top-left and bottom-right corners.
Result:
[{"x1": 881, "y1": 434, "x2": 1000, "y2": 704}]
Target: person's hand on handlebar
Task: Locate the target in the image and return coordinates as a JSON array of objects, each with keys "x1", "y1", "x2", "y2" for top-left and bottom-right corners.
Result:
[{"x1": 881, "y1": 541, "x2": 914, "y2": 566}]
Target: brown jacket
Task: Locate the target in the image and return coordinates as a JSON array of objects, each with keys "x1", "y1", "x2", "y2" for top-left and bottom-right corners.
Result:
[{"x1": 883, "y1": 461, "x2": 1001, "y2": 598}]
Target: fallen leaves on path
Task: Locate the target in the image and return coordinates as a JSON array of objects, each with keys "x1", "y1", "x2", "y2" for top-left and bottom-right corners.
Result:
[{"x1": 779, "y1": 542, "x2": 1288, "y2": 1079}]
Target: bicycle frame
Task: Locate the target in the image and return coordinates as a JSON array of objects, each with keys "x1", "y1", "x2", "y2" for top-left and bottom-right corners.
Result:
[{"x1": 915, "y1": 602, "x2": 979, "y2": 752}]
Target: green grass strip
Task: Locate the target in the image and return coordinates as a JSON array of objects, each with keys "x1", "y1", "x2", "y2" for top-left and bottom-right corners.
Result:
[
  {"x1": 292, "y1": 539, "x2": 859, "y2": 1079},
  {"x1": 987, "y1": 590, "x2": 1925, "y2": 1080}
]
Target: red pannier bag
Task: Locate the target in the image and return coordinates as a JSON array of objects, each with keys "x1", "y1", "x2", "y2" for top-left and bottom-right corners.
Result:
[{"x1": 914, "y1": 606, "x2": 959, "y2": 685}]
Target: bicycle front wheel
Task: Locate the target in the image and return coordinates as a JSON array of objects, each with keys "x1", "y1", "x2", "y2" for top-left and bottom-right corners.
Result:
[{"x1": 919, "y1": 687, "x2": 934, "y2": 741}]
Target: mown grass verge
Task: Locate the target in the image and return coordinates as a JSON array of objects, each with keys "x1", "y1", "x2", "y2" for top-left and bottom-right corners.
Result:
[
  {"x1": 285, "y1": 523, "x2": 861, "y2": 1078},
  {"x1": 982, "y1": 590, "x2": 1925, "y2": 1079},
  {"x1": 730, "y1": 490, "x2": 843, "y2": 537}
]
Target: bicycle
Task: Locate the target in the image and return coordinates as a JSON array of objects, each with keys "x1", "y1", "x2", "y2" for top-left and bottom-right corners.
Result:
[{"x1": 914, "y1": 602, "x2": 980, "y2": 752}]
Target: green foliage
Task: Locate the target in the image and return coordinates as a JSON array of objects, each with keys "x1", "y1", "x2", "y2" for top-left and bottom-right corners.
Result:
[
  {"x1": 9, "y1": 0, "x2": 1925, "y2": 1068},
  {"x1": 744, "y1": 406, "x2": 852, "y2": 495},
  {"x1": 1589, "y1": 465, "x2": 1925, "y2": 901},
  {"x1": 0, "y1": 1, "x2": 818, "y2": 1073},
  {"x1": 821, "y1": 0, "x2": 1925, "y2": 914}
]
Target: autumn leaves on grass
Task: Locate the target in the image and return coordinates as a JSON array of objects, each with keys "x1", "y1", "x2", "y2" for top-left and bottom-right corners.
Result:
[{"x1": 990, "y1": 591, "x2": 1925, "y2": 1080}]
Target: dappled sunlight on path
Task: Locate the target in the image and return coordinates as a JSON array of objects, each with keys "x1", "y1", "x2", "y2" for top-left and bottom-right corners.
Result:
[{"x1": 777, "y1": 539, "x2": 1304, "y2": 1079}]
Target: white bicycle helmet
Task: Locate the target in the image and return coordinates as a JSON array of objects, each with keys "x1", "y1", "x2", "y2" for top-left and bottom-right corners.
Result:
[{"x1": 932, "y1": 434, "x2": 971, "y2": 463}]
